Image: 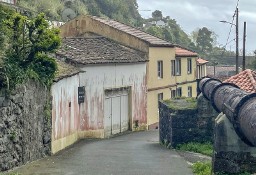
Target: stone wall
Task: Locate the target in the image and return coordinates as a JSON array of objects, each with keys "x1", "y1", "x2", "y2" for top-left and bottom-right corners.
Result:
[
  {"x1": 0, "y1": 80, "x2": 51, "y2": 171},
  {"x1": 159, "y1": 94, "x2": 218, "y2": 147},
  {"x1": 213, "y1": 113, "x2": 256, "y2": 174}
]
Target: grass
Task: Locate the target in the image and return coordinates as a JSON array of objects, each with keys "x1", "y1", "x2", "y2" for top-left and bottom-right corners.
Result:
[
  {"x1": 176, "y1": 142, "x2": 213, "y2": 156},
  {"x1": 0, "y1": 173, "x2": 21, "y2": 175},
  {"x1": 164, "y1": 97, "x2": 197, "y2": 110},
  {"x1": 192, "y1": 162, "x2": 251, "y2": 175},
  {"x1": 192, "y1": 161, "x2": 212, "y2": 175}
]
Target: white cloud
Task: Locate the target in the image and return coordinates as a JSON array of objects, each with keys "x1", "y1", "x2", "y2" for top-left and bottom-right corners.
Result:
[{"x1": 137, "y1": 0, "x2": 256, "y2": 52}]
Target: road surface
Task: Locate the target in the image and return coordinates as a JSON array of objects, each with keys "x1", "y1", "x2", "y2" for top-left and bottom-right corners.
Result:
[{"x1": 11, "y1": 130, "x2": 193, "y2": 175}]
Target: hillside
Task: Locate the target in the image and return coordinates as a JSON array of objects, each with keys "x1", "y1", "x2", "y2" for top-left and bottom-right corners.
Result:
[
  {"x1": 16, "y1": 0, "x2": 194, "y2": 48},
  {"x1": 17, "y1": 0, "x2": 143, "y2": 27},
  {"x1": 15, "y1": 0, "x2": 238, "y2": 64}
]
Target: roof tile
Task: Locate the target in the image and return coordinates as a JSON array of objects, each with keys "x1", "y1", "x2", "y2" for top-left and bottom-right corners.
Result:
[
  {"x1": 175, "y1": 47, "x2": 197, "y2": 57},
  {"x1": 224, "y1": 69, "x2": 256, "y2": 93},
  {"x1": 91, "y1": 16, "x2": 174, "y2": 47},
  {"x1": 197, "y1": 58, "x2": 209, "y2": 65},
  {"x1": 56, "y1": 36, "x2": 148, "y2": 65}
]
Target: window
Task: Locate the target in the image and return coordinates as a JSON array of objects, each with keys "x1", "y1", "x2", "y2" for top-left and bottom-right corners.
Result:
[
  {"x1": 187, "y1": 58, "x2": 192, "y2": 74},
  {"x1": 188, "y1": 86, "x2": 192, "y2": 97},
  {"x1": 171, "y1": 90, "x2": 176, "y2": 99},
  {"x1": 157, "y1": 61, "x2": 163, "y2": 78},
  {"x1": 176, "y1": 87, "x2": 182, "y2": 97},
  {"x1": 158, "y1": 93, "x2": 163, "y2": 102},
  {"x1": 176, "y1": 58, "x2": 181, "y2": 76},
  {"x1": 171, "y1": 60, "x2": 176, "y2": 76}
]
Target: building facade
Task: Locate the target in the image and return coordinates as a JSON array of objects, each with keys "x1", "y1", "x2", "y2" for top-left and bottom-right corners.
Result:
[
  {"x1": 59, "y1": 15, "x2": 198, "y2": 129},
  {"x1": 52, "y1": 37, "x2": 147, "y2": 153}
]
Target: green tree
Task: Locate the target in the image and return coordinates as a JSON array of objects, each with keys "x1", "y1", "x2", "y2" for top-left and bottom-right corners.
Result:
[
  {"x1": 2, "y1": 13, "x2": 61, "y2": 89},
  {"x1": 146, "y1": 26, "x2": 163, "y2": 38},
  {"x1": 248, "y1": 50, "x2": 256, "y2": 70},
  {"x1": 196, "y1": 27, "x2": 214, "y2": 54},
  {"x1": 0, "y1": 4, "x2": 15, "y2": 56},
  {"x1": 152, "y1": 10, "x2": 163, "y2": 20}
]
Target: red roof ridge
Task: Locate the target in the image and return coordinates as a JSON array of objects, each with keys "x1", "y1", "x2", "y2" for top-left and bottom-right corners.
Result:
[
  {"x1": 246, "y1": 69, "x2": 256, "y2": 91},
  {"x1": 197, "y1": 58, "x2": 209, "y2": 64},
  {"x1": 224, "y1": 69, "x2": 256, "y2": 93}
]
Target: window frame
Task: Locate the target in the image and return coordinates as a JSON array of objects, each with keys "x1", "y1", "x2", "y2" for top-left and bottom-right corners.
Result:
[
  {"x1": 158, "y1": 93, "x2": 163, "y2": 101},
  {"x1": 171, "y1": 60, "x2": 176, "y2": 76},
  {"x1": 157, "y1": 60, "x2": 163, "y2": 79},
  {"x1": 187, "y1": 58, "x2": 192, "y2": 74},
  {"x1": 188, "y1": 86, "x2": 192, "y2": 97},
  {"x1": 176, "y1": 58, "x2": 181, "y2": 76},
  {"x1": 176, "y1": 87, "x2": 182, "y2": 97},
  {"x1": 171, "y1": 90, "x2": 176, "y2": 99}
]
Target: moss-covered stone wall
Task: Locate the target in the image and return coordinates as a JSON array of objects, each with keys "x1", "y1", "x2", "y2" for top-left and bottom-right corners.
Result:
[{"x1": 159, "y1": 95, "x2": 218, "y2": 147}]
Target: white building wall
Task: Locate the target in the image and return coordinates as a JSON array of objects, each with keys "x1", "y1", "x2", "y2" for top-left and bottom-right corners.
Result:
[
  {"x1": 51, "y1": 74, "x2": 81, "y2": 154},
  {"x1": 79, "y1": 63, "x2": 147, "y2": 136}
]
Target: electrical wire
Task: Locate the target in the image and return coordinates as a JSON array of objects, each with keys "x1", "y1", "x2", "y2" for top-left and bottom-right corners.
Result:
[{"x1": 220, "y1": 0, "x2": 239, "y2": 58}]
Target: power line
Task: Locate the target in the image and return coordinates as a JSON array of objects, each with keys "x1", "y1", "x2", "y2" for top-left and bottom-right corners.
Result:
[{"x1": 220, "y1": 0, "x2": 239, "y2": 58}]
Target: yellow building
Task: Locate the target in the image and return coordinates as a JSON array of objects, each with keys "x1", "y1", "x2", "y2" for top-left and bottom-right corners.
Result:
[
  {"x1": 59, "y1": 15, "x2": 198, "y2": 129},
  {"x1": 168, "y1": 47, "x2": 198, "y2": 99},
  {"x1": 197, "y1": 58, "x2": 209, "y2": 79}
]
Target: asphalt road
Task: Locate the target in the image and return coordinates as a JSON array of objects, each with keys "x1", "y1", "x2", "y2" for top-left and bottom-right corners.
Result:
[{"x1": 11, "y1": 130, "x2": 193, "y2": 175}]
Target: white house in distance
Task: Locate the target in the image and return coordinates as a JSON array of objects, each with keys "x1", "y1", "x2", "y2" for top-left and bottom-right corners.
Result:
[{"x1": 51, "y1": 36, "x2": 148, "y2": 154}]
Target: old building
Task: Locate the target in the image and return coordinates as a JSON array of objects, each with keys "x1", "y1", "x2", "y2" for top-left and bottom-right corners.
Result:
[
  {"x1": 170, "y1": 47, "x2": 198, "y2": 98},
  {"x1": 52, "y1": 36, "x2": 147, "y2": 153},
  {"x1": 59, "y1": 15, "x2": 198, "y2": 129},
  {"x1": 197, "y1": 58, "x2": 208, "y2": 79}
]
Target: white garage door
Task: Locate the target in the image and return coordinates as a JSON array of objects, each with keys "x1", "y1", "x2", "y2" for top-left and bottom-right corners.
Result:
[{"x1": 104, "y1": 89, "x2": 129, "y2": 137}]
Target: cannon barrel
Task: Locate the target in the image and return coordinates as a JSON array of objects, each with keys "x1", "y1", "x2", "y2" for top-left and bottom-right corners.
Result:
[{"x1": 199, "y1": 78, "x2": 256, "y2": 146}]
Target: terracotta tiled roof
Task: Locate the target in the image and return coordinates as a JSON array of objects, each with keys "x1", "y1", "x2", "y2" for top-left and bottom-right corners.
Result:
[
  {"x1": 54, "y1": 59, "x2": 81, "y2": 82},
  {"x1": 197, "y1": 58, "x2": 209, "y2": 65},
  {"x1": 56, "y1": 36, "x2": 147, "y2": 65},
  {"x1": 90, "y1": 16, "x2": 174, "y2": 47},
  {"x1": 175, "y1": 47, "x2": 197, "y2": 57},
  {"x1": 224, "y1": 69, "x2": 256, "y2": 93}
]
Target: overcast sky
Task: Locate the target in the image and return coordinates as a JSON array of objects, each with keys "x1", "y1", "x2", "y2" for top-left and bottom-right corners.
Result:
[{"x1": 137, "y1": 0, "x2": 256, "y2": 55}]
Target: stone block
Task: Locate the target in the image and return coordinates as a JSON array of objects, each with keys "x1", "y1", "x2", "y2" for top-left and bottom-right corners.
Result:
[{"x1": 213, "y1": 113, "x2": 256, "y2": 174}]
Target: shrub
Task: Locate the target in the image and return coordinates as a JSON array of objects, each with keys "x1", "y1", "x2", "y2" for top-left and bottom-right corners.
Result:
[
  {"x1": 192, "y1": 161, "x2": 211, "y2": 175},
  {"x1": 176, "y1": 142, "x2": 213, "y2": 156}
]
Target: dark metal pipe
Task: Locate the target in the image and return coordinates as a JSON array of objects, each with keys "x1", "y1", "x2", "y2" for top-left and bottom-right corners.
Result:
[{"x1": 199, "y1": 78, "x2": 256, "y2": 146}]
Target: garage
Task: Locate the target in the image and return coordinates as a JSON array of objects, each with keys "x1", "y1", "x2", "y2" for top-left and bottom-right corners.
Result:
[{"x1": 104, "y1": 88, "x2": 129, "y2": 137}]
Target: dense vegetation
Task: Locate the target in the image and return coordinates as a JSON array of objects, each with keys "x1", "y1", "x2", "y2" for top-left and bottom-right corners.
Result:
[
  {"x1": 17, "y1": 0, "x2": 143, "y2": 26},
  {"x1": 0, "y1": 4, "x2": 60, "y2": 90}
]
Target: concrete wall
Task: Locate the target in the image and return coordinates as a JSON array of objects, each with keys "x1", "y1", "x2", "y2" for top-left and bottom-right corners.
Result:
[
  {"x1": 79, "y1": 63, "x2": 147, "y2": 136},
  {"x1": 0, "y1": 80, "x2": 51, "y2": 171},
  {"x1": 51, "y1": 74, "x2": 81, "y2": 154},
  {"x1": 213, "y1": 113, "x2": 256, "y2": 174},
  {"x1": 51, "y1": 63, "x2": 147, "y2": 153}
]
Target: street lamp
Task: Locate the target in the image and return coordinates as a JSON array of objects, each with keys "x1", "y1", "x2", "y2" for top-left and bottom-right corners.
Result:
[{"x1": 220, "y1": 8, "x2": 239, "y2": 74}]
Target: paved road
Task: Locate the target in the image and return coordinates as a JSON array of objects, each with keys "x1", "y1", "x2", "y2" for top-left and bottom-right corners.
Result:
[{"x1": 12, "y1": 131, "x2": 193, "y2": 175}]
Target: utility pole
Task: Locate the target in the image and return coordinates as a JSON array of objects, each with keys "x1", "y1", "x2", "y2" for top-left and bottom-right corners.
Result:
[
  {"x1": 243, "y1": 21, "x2": 246, "y2": 71},
  {"x1": 235, "y1": 7, "x2": 239, "y2": 74}
]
